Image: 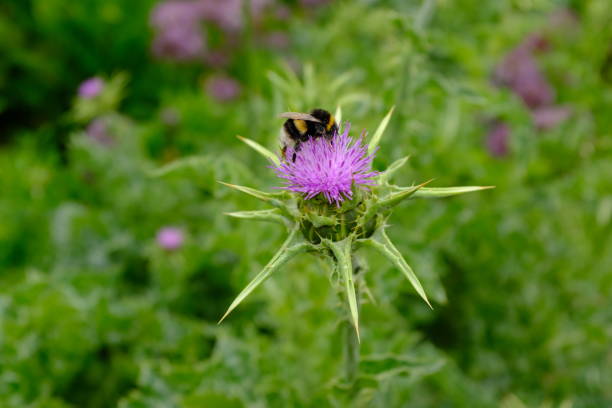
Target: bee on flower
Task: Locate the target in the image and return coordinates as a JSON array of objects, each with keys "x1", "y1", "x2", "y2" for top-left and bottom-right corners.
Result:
[{"x1": 217, "y1": 106, "x2": 494, "y2": 342}]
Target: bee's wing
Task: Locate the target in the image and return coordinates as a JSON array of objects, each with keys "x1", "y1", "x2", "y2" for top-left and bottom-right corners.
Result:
[{"x1": 279, "y1": 112, "x2": 321, "y2": 122}]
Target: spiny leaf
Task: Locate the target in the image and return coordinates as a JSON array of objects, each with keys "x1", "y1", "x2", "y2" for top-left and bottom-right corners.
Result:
[
  {"x1": 219, "y1": 228, "x2": 309, "y2": 323},
  {"x1": 377, "y1": 179, "x2": 433, "y2": 210},
  {"x1": 368, "y1": 106, "x2": 395, "y2": 155},
  {"x1": 411, "y1": 186, "x2": 495, "y2": 198},
  {"x1": 323, "y1": 236, "x2": 360, "y2": 342},
  {"x1": 218, "y1": 181, "x2": 284, "y2": 207},
  {"x1": 224, "y1": 209, "x2": 289, "y2": 226},
  {"x1": 359, "y1": 180, "x2": 432, "y2": 227},
  {"x1": 236, "y1": 136, "x2": 280, "y2": 166},
  {"x1": 377, "y1": 156, "x2": 410, "y2": 184},
  {"x1": 361, "y1": 229, "x2": 431, "y2": 308}
]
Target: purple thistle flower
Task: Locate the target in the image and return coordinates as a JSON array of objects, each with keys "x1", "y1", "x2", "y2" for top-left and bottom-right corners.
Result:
[
  {"x1": 78, "y1": 77, "x2": 104, "y2": 99},
  {"x1": 300, "y1": 0, "x2": 331, "y2": 6},
  {"x1": 273, "y1": 124, "x2": 378, "y2": 206},
  {"x1": 493, "y1": 46, "x2": 554, "y2": 109},
  {"x1": 198, "y1": 0, "x2": 273, "y2": 32},
  {"x1": 204, "y1": 74, "x2": 241, "y2": 102},
  {"x1": 532, "y1": 105, "x2": 571, "y2": 130},
  {"x1": 263, "y1": 31, "x2": 290, "y2": 50},
  {"x1": 156, "y1": 227, "x2": 184, "y2": 251},
  {"x1": 150, "y1": 1, "x2": 206, "y2": 61},
  {"x1": 151, "y1": 26, "x2": 205, "y2": 61},
  {"x1": 486, "y1": 121, "x2": 510, "y2": 157},
  {"x1": 150, "y1": 1, "x2": 202, "y2": 29},
  {"x1": 86, "y1": 118, "x2": 114, "y2": 146}
]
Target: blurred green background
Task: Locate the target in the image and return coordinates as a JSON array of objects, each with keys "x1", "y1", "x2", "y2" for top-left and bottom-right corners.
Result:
[{"x1": 1, "y1": 0, "x2": 611, "y2": 406}]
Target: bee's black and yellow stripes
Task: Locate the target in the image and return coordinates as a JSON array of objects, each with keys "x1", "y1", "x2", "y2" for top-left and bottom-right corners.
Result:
[{"x1": 281, "y1": 108, "x2": 340, "y2": 162}]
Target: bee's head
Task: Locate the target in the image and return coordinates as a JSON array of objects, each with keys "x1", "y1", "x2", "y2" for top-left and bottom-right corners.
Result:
[{"x1": 310, "y1": 108, "x2": 338, "y2": 136}]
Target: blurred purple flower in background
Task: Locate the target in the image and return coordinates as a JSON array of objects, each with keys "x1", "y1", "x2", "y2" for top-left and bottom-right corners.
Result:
[
  {"x1": 197, "y1": 0, "x2": 273, "y2": 30},
  {"x1": 204, "y1": 50, "x2": 231, "y2": 68},
  {"x1": 152, "y1": 26, "x2": 206, "y2": 61},
  {"x1": 149, "y1": 0, "x2": 330, "y2": 64},
  {"x1": 488, "y1": 7, "x2": 577, "y2": 156},
  {"x1": 150, "y1": 0, "x2": 202, "y2": 28},
  {"x1": 197, "y1": 0, "x2": 242, "y2": 32},
  {"x1": 275, "y1": 5, "x2": 291, "y2": 19},
  {"x1": 78, "y1": 77, "x2": 104, "y2": 99},
  {"x1": 204, "y1": 74, "x2": 241, "y2": 102},
  {"x1": 156, "y1": 227, "x2": 184, "y2": 250},
  {"x1": 273, "y1": 124, "x2": 377, "y2": 206},
  {"x1": 150, "y1": 1, "x2": 206, "y2": 61},
  {"x1": 486, "y1": 121, "x2": 510, "y2": 157},
  {"x1": 300, "y1": 0, "x2": 331, "y2": 6},
  {"x1": 86, "y1": 118, "x2": 114, "y2": 146},
  {"x1": 548, "y1": 7, "x2": 579, "y2": 30},
  {"x1": 264, "y1": 31, "x2": 290, "y2": 50},
  {"x1": 493, "y1": 43, "x2": 554, "y2": 109},
  {"x1": 532, "y1": 106, "x2": 572, "y2": 130}
]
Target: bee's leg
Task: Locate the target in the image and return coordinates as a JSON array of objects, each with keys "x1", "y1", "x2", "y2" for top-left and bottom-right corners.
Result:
[
  {"x1": 292, "y1": 142, "x2": 302, "y2": 162},
  {"x1": 281, "y1": 145, "x2": 287, "y2": 160}
]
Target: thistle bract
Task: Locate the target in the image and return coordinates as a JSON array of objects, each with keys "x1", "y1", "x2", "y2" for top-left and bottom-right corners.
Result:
[{"x1": 219, "y1": 107, "x2": 494, "y2": 339}]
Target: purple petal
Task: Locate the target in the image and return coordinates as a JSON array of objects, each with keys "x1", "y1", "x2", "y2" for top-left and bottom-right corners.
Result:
[{"x1": 273, "y1": 124, "x2": 378, "y2": 205}]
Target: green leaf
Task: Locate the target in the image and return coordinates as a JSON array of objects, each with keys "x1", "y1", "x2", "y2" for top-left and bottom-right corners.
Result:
[
  {"x1": 334, "y1": 105, "x2": 343, "y2": 128},
  {"x1": 415, "y1": 0, "x2": 436, "y2": 32},
  {"x1": 148, "y1": 155, "x2": 211, "y2": 177},
  {"x1": 411, "y1": 186, "x2": 495, "y2": 198},
  {"x1": 218, "y1": 181, "x2": 285, "y2": 207},
  {"x1": 361, "y1": 228, "x2": 431, "y2": 308},
  {"x1": 368, "y1": 106, "x2": 395, "y2": 155},
  {"x1": 323, "y1": 236, "x2": 360, "y2": 342},
  {"x1": 377, "y1": 156, "x2": 410, "y2": 184},
  {"x1": 359, "y1": 353, "x2": 445, "y2": 380},
  {"x1": 337, "y1": 92, "x2": 370, "y2": 107},
  {"x1": 329, "y1": 70, "x2": 356, "y2": 94},
  {"x1": 218, "y1": 227, "x2": 309, "y2": 323},
  {"x1": 224, "y1": 209, "x2": 289, "y2": 226},
  {"x1": 303, "y1": 63, "x2": 316, "y2": 104},
  {"x1": 267, "y1": 71, "x2": 295, "y2": 95},
  {"x1": 236, "y1": 135, "x2": 280, "y2": 166}
]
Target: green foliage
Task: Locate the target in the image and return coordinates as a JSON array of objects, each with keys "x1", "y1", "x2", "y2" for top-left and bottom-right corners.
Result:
[{"x1": 1, "y1": 0, "x2": 612, "y2": 407}]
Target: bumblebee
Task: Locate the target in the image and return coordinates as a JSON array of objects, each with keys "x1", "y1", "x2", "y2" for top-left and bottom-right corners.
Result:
[{"x1": 279, "y1": 108, "x2": 338, "y2": 162}]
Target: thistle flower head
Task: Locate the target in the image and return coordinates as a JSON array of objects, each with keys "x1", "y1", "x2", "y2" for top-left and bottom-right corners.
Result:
[
  {"x1": 273, "y1": 124, "x2": 377, "y2": 206},
  {"x1": 156, "y1": 226, "x2": 184, "y2": 250},
  {"x1": 78, "y1": 77, "x2": 104, "y2": 99},
  {"x1": 209, "y1": 106, "x2": 493, "y2": 336}
]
